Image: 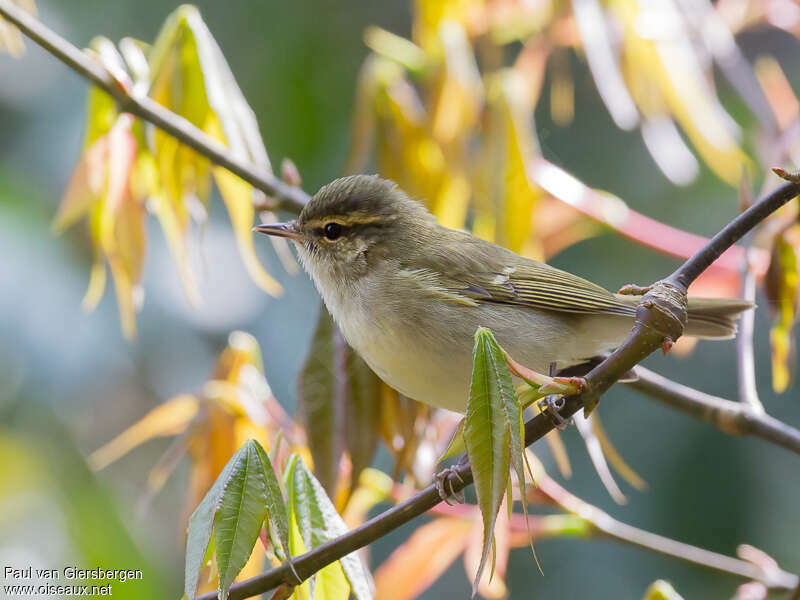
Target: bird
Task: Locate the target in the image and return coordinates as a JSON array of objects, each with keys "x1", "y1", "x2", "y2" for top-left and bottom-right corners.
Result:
[{"x1": 255, "y1": 174, "x2": 751, "y2": 413}]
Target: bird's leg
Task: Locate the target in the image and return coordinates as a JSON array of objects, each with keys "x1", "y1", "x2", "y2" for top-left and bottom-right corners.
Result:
[
  {"x1": 433, "y1": 455, "x2": 468, "y2": 505},
  {"x1": 537, "y1": 362, "x2": 570, "y2": 431}
]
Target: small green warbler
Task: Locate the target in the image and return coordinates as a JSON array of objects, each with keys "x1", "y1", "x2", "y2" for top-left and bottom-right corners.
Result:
[{"x1": 255, "y1": 175, "x2": 750, "y2": 413}]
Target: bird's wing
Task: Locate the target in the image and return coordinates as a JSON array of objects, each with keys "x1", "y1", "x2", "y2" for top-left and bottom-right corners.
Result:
[{"x1": 409, "y1": 231, "x2": 636, "y2": 317}]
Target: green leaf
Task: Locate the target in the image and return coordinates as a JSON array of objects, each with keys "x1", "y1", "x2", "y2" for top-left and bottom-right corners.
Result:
[
  {"x1": 343, "y1": 345, "x2": 382, "y2": 492},
  {"x1": 184, "y1": 443, "x2": 243, "y2": 600},
  {"x1": 214, "y1": 441, "x2": 276, "y2": 599},
  {"x1": 299, "y1": 306, "x2": 383, "y2": 498},
  {"x1": 463, "y1": 327, "x2": 521, "y2": 597},
  {"x1": 185, "y1": 439, "x2": 291, "y2": 600},
  {"x1": 297, "y1": 307, "x2": 342, "y2": 495},
  {"x1": 438, "y1": 418, "x2": 465, "y2": 462},
  {"x1": 253, "y1": 442, "x2": 292, "y2": 565},
  {"x1": 284, "y1": 455, "x2": 374, "y2": 600}
]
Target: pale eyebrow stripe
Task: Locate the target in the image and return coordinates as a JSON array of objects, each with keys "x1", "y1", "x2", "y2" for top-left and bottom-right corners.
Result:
[{"x1": 304, "y1": 213, "x2": 383, "y2": 228}]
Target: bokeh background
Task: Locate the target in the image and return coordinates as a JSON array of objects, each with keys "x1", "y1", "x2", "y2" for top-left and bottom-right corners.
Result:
[{"x1": 1, "y1": 1, "x2": 799, "y2": 598}]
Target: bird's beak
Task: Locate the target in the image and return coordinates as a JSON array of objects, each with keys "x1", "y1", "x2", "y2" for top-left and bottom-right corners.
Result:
[{"x1": 252, "y1": 220, "x2": 301, "y2": 241}]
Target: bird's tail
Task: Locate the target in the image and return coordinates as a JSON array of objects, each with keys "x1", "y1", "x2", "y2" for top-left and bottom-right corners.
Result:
[{"x1": 683, "y1": 297, "x2": 753, "y2": 339}]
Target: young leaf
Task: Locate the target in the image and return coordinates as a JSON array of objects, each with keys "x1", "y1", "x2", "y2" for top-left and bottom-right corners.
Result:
[
  {"x1": 284, "y1": 455, "x2": 374, "y2": 600},
  {"x1": 297, "y1": 307, "x2": 342, "y2": 495},
  {"x1": 214, "y1": 442, "x2": 270, "y2": 597},
  {"x1": 765, "y1": 232, "x2": 799, "y2": 393},
  {"x1": 184, "y1": 439, "x2": 290, "y2": 600},
  {"x1": 343, "y1": 344, "x2": 382, "y2": 494},
  {"x1": 185, "y1": 443, "x2": 244, "y2": 600},
  {"x1": 252, "y1": 442, "x2": 292, "y2": 571},
  {"x1": 463, "y1": 327, "x2": 521, "y2": 596},
  {"x1": 438, "y1": 418, "x2": 465, "y2": 463}
]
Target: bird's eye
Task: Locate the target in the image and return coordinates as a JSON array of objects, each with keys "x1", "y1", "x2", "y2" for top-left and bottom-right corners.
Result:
[{"x1": 323, "y1": 222, "x2": 343, "y2": 240}]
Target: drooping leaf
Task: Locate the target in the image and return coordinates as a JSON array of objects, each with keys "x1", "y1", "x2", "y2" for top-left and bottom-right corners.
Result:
[
  {"x1": 88, "y1": 394, "x2": 199, "y2": 471},
  {"x1": 253, "y1": 441, "x2": 292, "y2": 571},
  {"x1": 463, "y1": 497, "x2": 511, "y2": 599},
  {"x1": 611, "y1": 0, "x2": 750, "y2": 185},
  {"x1": 343, "y1": 345, "x2": 382, "y2": 497},
  {"x1": 184, "y1": 439, "x2": 291, "y2": 600},
  {"x1": 184, "y1": 442, "x2": 245, "y2": 600},
  {"x1": 438, "y1": 418, "x2": 465, "y2": 463},
  {"x1": 214, "y1": 442, "x2": 270, "y2": 598},
  {"x1": 297, "y1": 306, "x2": 342, "y2": 496},
  {"x1": 480, "y1": 69, "x2": 542, "y2": 255},
  {"x1": 765, "y1": 230, "x2": 799, "y2": 393},
  {"x1": 284, "y1": 455, "x2": 374, "y2": 600},
  {"x1": 0, "y1": 0, "x2": 37, "y2": 56},
  {"x1": 298, "y1": 306, "x2": 384, "y2": 501},
  {"x1": 463, "y1": 327, "x2": 521, "y2": 596}
]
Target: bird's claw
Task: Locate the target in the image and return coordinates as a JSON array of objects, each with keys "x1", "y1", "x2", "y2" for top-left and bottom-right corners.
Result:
[
  {"x1": 434, "y1": 465, "x2": 466, "y2": 505},
  {"x1": 538, "y1": 394, "x2": 570, "y2": 431}
]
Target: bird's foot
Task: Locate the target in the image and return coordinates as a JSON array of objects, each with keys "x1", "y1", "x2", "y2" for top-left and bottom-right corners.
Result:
[
  {"x1": 537, "y1": 394, "x2": 570, "y2": 431},
  {"x1": 434, "y1": 464, "x2": 466, "y2": 505}
]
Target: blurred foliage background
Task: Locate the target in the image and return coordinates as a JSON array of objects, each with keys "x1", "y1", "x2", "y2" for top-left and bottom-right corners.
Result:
[{"x1": 1, "y1": 0, "x2": 800, "y2": 598}]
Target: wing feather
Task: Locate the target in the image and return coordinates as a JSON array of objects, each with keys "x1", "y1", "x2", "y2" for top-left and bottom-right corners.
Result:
[{"x1": 406, "y1": 229, "x2": 636, "y2": 316}]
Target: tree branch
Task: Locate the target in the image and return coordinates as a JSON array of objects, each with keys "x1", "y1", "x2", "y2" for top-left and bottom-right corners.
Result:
[
  {"x1": 625, "y1": 366, "x2": 800, "y2": 456},
  {"x1": 197, "y1": 181, "x2": 799, "y2": 600},
  {"x1": 0, "y1": 0, "x2": 310, "y2": 213}
]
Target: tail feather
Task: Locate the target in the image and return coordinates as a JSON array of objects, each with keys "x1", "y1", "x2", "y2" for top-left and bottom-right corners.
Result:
[{"x1": 685, "y1": 297, "x2": 754, "y2": 339}]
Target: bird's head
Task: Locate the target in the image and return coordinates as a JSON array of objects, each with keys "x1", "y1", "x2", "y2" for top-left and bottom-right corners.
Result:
[{"x1": 254, "y1": 175, "x2": 436, "y2": 288}]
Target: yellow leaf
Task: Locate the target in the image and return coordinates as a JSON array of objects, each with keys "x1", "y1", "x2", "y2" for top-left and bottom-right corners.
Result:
[
  {"x1": 89, "y1": 394, "x2": 199, "y2": 471},
  {"x1": 480, "y1": 69, "x2": 542, "y2": 254},
  {"x1": 212, "y1": 164, "x2": 282, "y2": 296},
  {"x1": 0, "y1": 0, "x2": 36, "y2": 57},
  {"x1": 430, "y1": 20, "x2": 483, "y2": 146},
  {"x1": 766, "y1": 233, "x2": 799, "y2": 393},
  {"x1": 412, "y1": 0, "x2": 479, "y2": 52},
  {"x1": 53, "y1": 135, "x2": 108, "y2": 232},
  {"x1": 592, "y1": 412, "x2": 647, "y2": 492},
  {"x1": 612, "y1": 0, "x2": 750, "y2": 185}
]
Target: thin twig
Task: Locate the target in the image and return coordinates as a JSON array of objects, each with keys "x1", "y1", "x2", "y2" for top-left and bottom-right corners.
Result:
[
  {"x1": 626, "y1": 366, "x2": 800, "y2": 456},
  {"x1": 534, "y1": 475, "x2": 797, "y2": 591},
  {"x1": 421, "y1": 482, "x2": 796, "y2": 590},
  {"x1": 0, "y1": 0, "x2": 310, "y2": 214},
  {"x1": 737, "y1": 245, "x2": 765, "y2": 412},
  {"x1": 667, "y1": 182, "x2": 799, "y2": 290}
]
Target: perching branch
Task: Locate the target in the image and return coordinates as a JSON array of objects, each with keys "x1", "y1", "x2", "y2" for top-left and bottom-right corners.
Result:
[
  {"x1": 0, "y1": 0, "x2": 310, "y2": 214},
  {"x1": 626, "y1": 366, "x2": 800, "y2": 456},
  {"x1": 197, "y1": 182, "x2": 799, "y2": 600}
]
